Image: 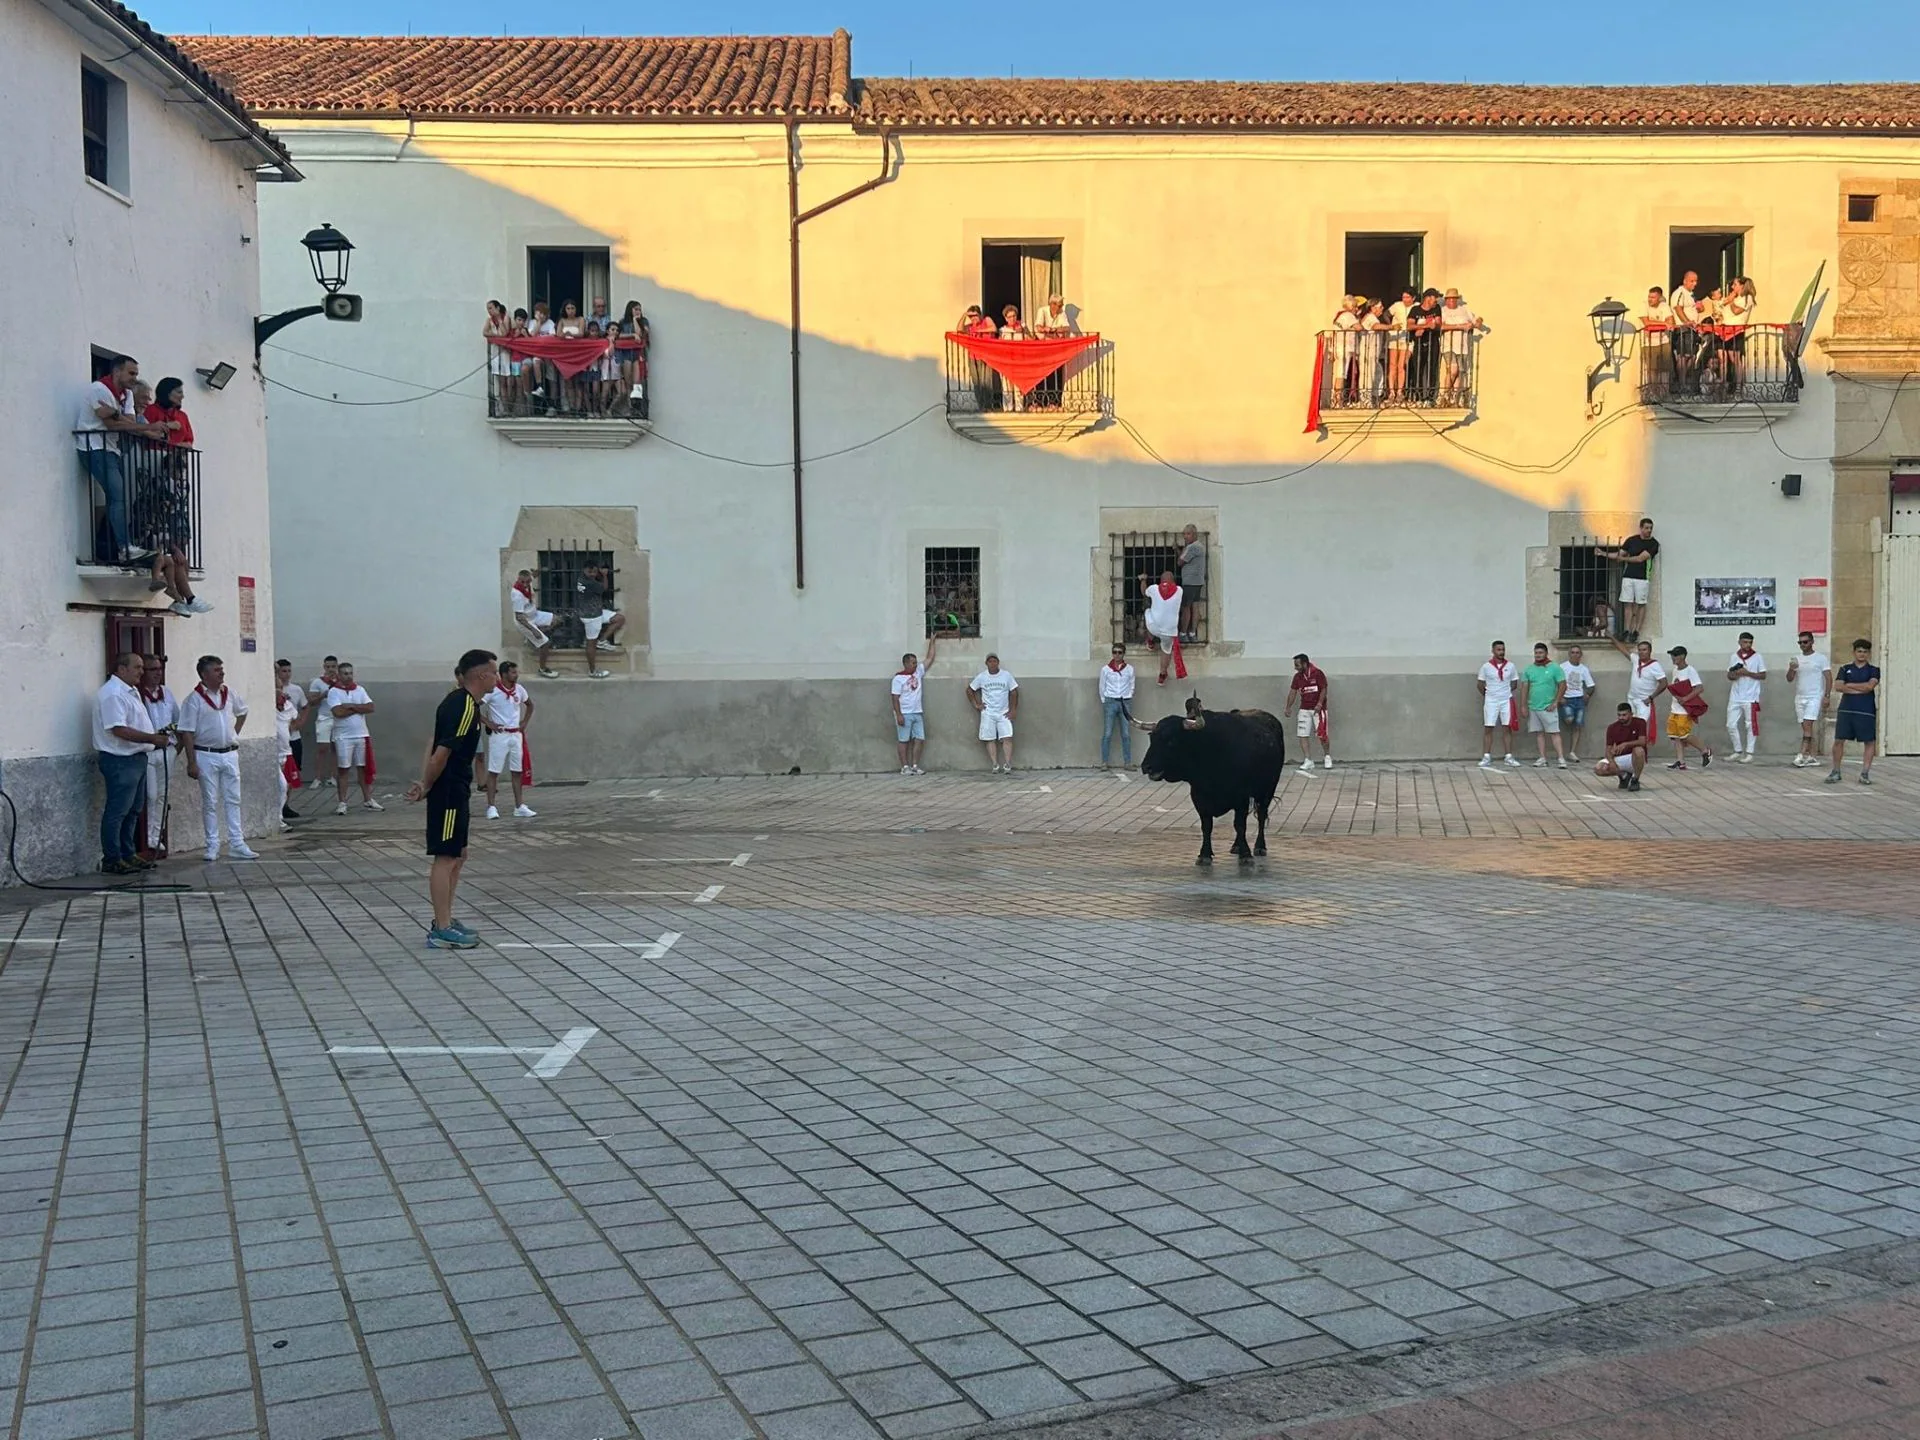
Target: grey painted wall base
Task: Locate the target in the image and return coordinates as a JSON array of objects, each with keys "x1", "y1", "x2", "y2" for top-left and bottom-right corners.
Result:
[
  {"x1": 1, "y1": 740, "x2": 283, "y2": 887},
  {"x1": 341, "y1": 674, "x2": 1813, "y2": 784}
]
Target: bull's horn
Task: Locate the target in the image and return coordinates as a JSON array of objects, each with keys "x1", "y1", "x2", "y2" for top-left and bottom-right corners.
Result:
[{"x1": 1184, "y1": 696, "x2": 1204, "y2": 716}]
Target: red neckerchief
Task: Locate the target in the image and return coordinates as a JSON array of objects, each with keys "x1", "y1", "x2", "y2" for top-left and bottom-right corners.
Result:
[
  {"x1": 1486, "y1": 656, "x2": 1509, "y2": 680},
  {"x1": 1737, "y1": 645, "x2": 1756, "y2": 661},
  {"x1": 103, "y1": 375, "x2": 126, "y2": 402},
  {"x1": 140, "y1": 683, "x2": 165, "y2": 704},
  {"x1": 1107, "y1": 657, "x2": 1127, "y2": 673},
  {"x1": 513, "y1": 578, "x2": 534, "y2": 602},
  {"x1": 896, "y1": 664, "x2": 919, "y2": 690},
  {"x1": 277, "y1": 686, "x2": 292, "y2": 711},
  {"x1": 1157, "y1": 581, "x2": 1179, "y2": 600},
  {"x1": 195, "y1": 683, "x2": 228, "y2": 712},
  {"x1": 1635, "y1": 654, "x2": 1655, "y2": 678}
]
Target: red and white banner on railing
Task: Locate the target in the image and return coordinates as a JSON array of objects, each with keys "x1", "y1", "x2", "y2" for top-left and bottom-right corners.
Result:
[
  {"x1": 489, "y1": 336, "x2": 642, "y2": 379},
  {"x1": 945, "y1": 332, "x2": 1100, "y2": 396}
]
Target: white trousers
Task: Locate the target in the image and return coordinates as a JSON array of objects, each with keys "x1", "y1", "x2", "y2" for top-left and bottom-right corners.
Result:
[
  {"x1": 1726, "y1": 699, "x2": 1760, "y2": 752},
  {"x1": 145, "y1": 749, "x2": 171, "y2": 848},
  {"x1": 276, "y1": 753, "x2": 289, "y2": 814},
  {"x1": 195, "y1": 750, "x2": 245, "y2": 854}
]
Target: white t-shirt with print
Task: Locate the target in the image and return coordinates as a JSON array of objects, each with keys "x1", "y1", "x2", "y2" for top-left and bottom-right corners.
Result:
[
  {"x1": 1668, "y1": 666, "x2": 1703, "y2": 716},
  {"x1": 1727, "y1": 652, "x2": 1766, "y2": 705},
  {"x1": 969, "y1": 669, "x2": 1017, "y2": 716},
  {"x1": 1560, "y1": 663, "x2": 1595, "y2": 699},
  {"x1": 890, "y1": 664, "x2": 926, "y2": 716},
  {"x1": 1792, "y1": 650, "x2": 1832, "y2": 700},
  {"x1": 1477, "y1": 660, "x2": 1516, "y2": 705}
]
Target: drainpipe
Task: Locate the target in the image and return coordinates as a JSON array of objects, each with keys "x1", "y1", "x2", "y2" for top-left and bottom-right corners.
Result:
[{"x1": 787, "y1": 119, "x2": 895, "y2": 590}]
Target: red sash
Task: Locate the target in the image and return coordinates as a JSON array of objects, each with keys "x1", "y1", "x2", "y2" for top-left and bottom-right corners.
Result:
[
  {"x1": 282, "y1": 754, "x2": 301, "y2": 787},
  {"x1": 1303, "y1": 332, "x2": 1327, "y2": 433},
  {"x1": 1487, "y1": 660, "x2": 1519, "y2": 730}
]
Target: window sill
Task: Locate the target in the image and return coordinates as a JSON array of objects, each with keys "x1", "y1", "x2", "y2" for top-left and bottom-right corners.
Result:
[
  {"x1": 85, "y1": 174, "x2": 132, "y2": 207},
  {"x1": 489, "y1": 416, "x2": 650, "y2": 449},
  {"x1": 946, "y1": 411, "x2": 1103, "y2": 444},
  {"x1": 1317, "y1": 405, "x2": 1472, "y2": 437},
  {"x1": 1644, "y1": 400, "x2": 1799, "y2": 433}
]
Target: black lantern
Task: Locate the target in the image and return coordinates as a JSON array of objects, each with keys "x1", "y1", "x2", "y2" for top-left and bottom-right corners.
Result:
[
  {"x1": 1585, "y1": 297, "x2": 1633, "y2": 415},
  {"x1": 301, "y1": 223, "x2": 354, "y2": 294}
]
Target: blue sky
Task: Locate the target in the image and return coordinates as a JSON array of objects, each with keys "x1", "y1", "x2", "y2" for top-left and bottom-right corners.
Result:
[{"x1": 147, "y1": 0, "x2": 1920, "y2": 85}]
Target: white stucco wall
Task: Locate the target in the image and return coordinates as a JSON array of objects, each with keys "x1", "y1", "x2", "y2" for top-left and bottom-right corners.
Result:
[{"x1": 248, "y1": 120, "x2": 1894, "y2": 702}]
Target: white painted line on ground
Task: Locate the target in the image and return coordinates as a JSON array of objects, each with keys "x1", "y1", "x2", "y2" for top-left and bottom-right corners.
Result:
[
  {"x1": 697, "y1": 885, "x2": 724, "y2": 903},
  {"x1": 2, "y1": 938, "x2": 59, "y2": 946},
  {"x1": 496, "y1": 931, "x2": 681, "y2": 959},
  {"x1": 327, "y1": 1026, "x2": 597, "y2": 1080},
  {"x1": 573, "y1": 886, "x2": 723, "y2": 903},
  {"x1": 1114, "y1": 771, "x2": 1130, "y2": 782},
  {"x1": 1011, "y1": 785, "x2": 1054, "y2": 795},
  {"x1": 624, "y1": 854, "x2": 751, "y2": 866}
]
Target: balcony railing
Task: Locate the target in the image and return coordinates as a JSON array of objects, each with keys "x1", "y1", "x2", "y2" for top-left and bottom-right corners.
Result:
[
  {"x1": 1315, "y1": 328, "x2": 1480, "y2": 414},
  {"x1": 73, "y1": 433, "x2": 202, "y2": 572},
  {"x1": 486, "y1": 337, "x2": 649, "y2": 422},
  {"x1": 1637, "y1": 322, "x2": 1802, "y2": 406},
  {"x1": 944, "y1": 333, "x2": 1113, "y2": 419}
]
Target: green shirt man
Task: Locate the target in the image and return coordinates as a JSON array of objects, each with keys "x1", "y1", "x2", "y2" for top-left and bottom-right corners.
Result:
[{"x1": 1523, "y1": 644, "x2": 1569, "y2": 767}]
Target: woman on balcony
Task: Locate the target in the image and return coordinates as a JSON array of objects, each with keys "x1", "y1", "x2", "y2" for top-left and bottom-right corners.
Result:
[
  {"x1": 141, "y1": 377, "x2": 211, "y2": 617},
  {"x1": 1720, "y1": 276, "x2": 1755, "y2": 396},
  {"x1": 1330, "y1": 296, "x2": 1362, "y2": 406},
  {"x1": 996, "y1": 304, "x2": 1030, "y2": 412},
  {"x1": 554, "y1": 301, "x2": 587, "y2": 412},
  {"x1": 616, "y1": 301, "x2": 651, "y2": 417},
  {"x1": 484, "y1": 300, "x2": 518, "y2": 415},
  {"x1": 1360, "y1": 298, "x2": 1390, "y2": 404}
]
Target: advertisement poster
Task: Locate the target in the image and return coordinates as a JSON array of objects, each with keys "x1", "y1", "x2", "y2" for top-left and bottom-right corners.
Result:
[
  {"x1": 1693, "y1": 577, "x2": 1777, "y2": 626},
  {"x1": 238, "y1": 575, "x2": 257, "y2": 653}
]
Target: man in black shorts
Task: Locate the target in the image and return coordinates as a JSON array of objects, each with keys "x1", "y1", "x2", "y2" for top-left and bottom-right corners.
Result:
[{"x1": 405, "y1": 648, "x2": 498, "y2": 949}]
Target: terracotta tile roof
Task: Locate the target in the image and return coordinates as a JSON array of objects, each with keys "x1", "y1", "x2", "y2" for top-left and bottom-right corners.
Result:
[
  {"x1": 80, "y1": 2, "x2": 297, "y2": 175},
  {"x1": 854, "y1": 78, "x2": 1920, "y2": 134},
  {"x1": 176, "y1": 32, "x2": 853, "y2": 118}
]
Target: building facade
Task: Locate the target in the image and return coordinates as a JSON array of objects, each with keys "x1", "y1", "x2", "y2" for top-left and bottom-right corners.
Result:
[
  {"x1": 182, "y1": 33, "x2": 1920, "y2": 774},
  {"x1": 2, "y1": 0, "x2": 296, "y2": 881}
]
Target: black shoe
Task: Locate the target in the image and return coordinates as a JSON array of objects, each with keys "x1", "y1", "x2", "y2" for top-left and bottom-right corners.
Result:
[
  {"x1": 1701, "y1": 750, "x2": 1712, "y2": 768},
  {"x1": 1617, "y1": 774, "x2": 1629, "y2": 790},
  {"x1": 1629, "y1": 776, "x2": 1641, "y2": 791},
  {"x1": 281, "y1": 807, "x2": 300, "y2": 821}
]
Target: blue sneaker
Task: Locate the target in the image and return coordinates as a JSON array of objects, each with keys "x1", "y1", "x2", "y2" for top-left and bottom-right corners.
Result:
[
  {"x1": 448, "y1": 920, "x2": 478, "y2": 940},
  {"x1": 426, "y1": 926, "x2": 478, "y2": 950}
]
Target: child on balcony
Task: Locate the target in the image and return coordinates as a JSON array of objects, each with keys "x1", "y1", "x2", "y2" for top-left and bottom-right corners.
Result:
[{"x1": 141, "y1": 377, "x2": 211, "y2": 617}]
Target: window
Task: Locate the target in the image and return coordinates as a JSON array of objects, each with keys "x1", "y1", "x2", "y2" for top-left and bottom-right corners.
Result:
[
  {"x1": 528, "y1": 247, "x2": 612, "y2": 318},
  {"x1": 80, "y1": 63, "x2": 126, "y2": 192},
  {"x1": 1556, "y1": 539, "x2": 1623, "y2": 642},
  {"x1": 535, "y1": 546, "x2": 613, "y2": 650},
  {"x1": 1669, "y1": 230, "x2": 1746, "y2": 296},
  {"x1": 1344, "y1": 233, "x2": 1424, "y2": 306},
  {"x1": 924, "y1": 548, "x2": 980, "y2": 638},
  {"x1": 105, "y1": 612, "x2": 164, "y2": 674},
  {"x1": 981, "y1": 241, "x2": 1063, "y2": 328},
  {"x1": 1110, "y1": 531, "x2": 1208, "y2": 646},
  {"x1": 1848, "y1": 194, "x2": 1880, "y2": 224}
]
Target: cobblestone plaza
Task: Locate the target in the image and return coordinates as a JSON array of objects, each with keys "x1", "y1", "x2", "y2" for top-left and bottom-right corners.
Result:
[{"x1": 2, "y1": 760, "x2": 1916, "y2": 1439}]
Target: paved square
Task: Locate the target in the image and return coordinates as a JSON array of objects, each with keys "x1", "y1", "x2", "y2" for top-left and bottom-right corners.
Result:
[{"x1": 2, "y1": 759, "x2": 1916, "y2": 1439}]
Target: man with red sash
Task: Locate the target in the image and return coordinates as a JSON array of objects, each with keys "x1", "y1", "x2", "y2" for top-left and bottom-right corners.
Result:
[
  {"x1": 481, "y1": 660, "x2": 537, "y2": 819},
  {"x1": 1650, "y1": 646, "x2": 1714, "y2": 771},
  {"x1": 1285, "y1": 653, "x2": 1332, "y2": 773},
  {"x1": 1724, "y1": 631, "x2": 1766, "y2": 763},
  {"x1": 1477, "y1": 641, "x2": 1522, "y2": 768},
  {"x1": 176, "y1": 655, "x2": 257, "y2": 862},
  {"x1": 1143, "y1": 571, "x2": 1186, "y2": 684}
]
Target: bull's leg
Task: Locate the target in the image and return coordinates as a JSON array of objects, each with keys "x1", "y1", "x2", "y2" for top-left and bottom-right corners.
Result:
[
  {"x1": 1231, "y1": 802, "x2": 1252, "y2": 861},
  {"x1": 1195, "y1": 809, "x2": 1214, "y2": 866},
  {"x1": 1253, "y1": 798, "x2": 1270, "y2": 857}
]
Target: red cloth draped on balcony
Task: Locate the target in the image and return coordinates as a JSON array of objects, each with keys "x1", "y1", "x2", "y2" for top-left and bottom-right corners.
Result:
[
  {"x1": 1303, "y1": 333, "x2": 1327, "y2": 433},
  {"x1": 945, "y1": 332, "x2": 1100, "y2": 395},
  {"x1": 488, "y1": 335, "x2": 612, "y2": 379}
]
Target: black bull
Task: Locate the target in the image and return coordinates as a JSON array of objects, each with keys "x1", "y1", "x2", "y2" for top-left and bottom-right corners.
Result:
[{"x1": 1137, "y1": 704, "x2": 1285, "y2": 865}]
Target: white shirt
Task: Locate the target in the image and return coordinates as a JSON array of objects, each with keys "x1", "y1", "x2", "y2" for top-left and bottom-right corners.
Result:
[
  {"x1": 327, "y1": 684, "x2": 372, "y2": 741},
  {"x1": 141, "y1": 685, "x2": 178, "y2": 732},
  {"x1": 1099, "y1": 663, "x2": 1136, "y2": 701},
  {"x1": 94, "y1": 676, "x2": 151, "y2": 756},
  {"x1": 1627, "y1": 656, "x2": 1667, "y2": 705},
  {"x1": 75, "y1": 380, "x2": 131, "y2": 451},
  {"x1": 1641, "y1": 302, "x2": 1675, "y2": 333},
  {"x1": 969, "y1": 669, "x2": 1018, "y2": 715},
  {"x1": 177, "y1": 684, "x2": 248, "y2": 749},
  {"x1": 1560, "y1": 663, "x2": 1595, "y2": 699},
  {"x1": 1477, "y1": 659, "x2": 1516, "y2": 704},
  {"x1": 1728, "y1": 651, "x2": 1766, "y2": 705},
  {"x1": 1668, "y1": 665, "x2": 1703, "y2": 714},
  {"x1": 1722, "y1": 292, "x2": 1754, "y2": 327},
  {"x1": 483, "y1": 682, "x2": 529, "y2": 729},
  {"x1": 308, "y1": 674, "x2": 336, "y2": 700},
  {"x1": 1143, "y1": 585, "x2": 1182, "y2": 641},
  {"x1": 1031, "y1": 306, "x2": 1071, "y2": 335},
  {"x1": 889, "y1": 664, "x2": 926, "y2": 716},
  {"x1": 272, "y1": 682, "x2": 305, "y2": 753},
  {"x1": 528, "y1": 316, "x2": 556, "y2": 337},
  {"x1": 1332, "y1": 309, "x2": 1360, "y2": 331},
  {"x1": 510, "y1": 587, "x2": 539, "y2": 617},
  {"x1": 1388, "y1": 299, "x2": 1413, "y2": 334},
  {"x1": 1672, "y1": 286, "x2": 1702, "y2": 325},
  {"x1": 1792, "y1": 650, "x2": 1832, "y2": 699},
  {"x1": 1440, "y1": 304, "x2": 1479, "y2": 352}
]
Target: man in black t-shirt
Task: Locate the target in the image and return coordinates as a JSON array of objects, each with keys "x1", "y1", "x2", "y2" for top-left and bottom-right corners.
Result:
[
  {"x1": 405, "y1": 648, "x2": 498, "y2": 949},
  {"x1": 1826, "y1": 638, "x2": 1881, "y2": 786},
  {"x1": 1601, "y1": 517, "x2": 1660, "y2": 641}
]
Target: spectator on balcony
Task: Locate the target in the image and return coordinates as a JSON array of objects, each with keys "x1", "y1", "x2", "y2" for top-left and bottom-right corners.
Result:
[
  {"x1": 616, "y1": 300, "x2": 651, "y2": 415},
  {"x1": 957, "y1": 305, "x2": 997, "y2": 410},
  {"x1": 1331, "y1": 296, "x2": 1362, "y2": 403},
  {"x1": 138, "y1": 654, "x2": 177, "y2": 861},
  {"x1": 1439, "y1": 289, "x2": 1482, "y2": 405},
  {"x1": 1359, "y1": 298, "x2": 1390, "y2": 403},
  {"x1": 141, "y1": 377, "x2": 211, "y2": 617},
  {"x1": 996, "y1": 305, "x2": 1031, "y2": 410},
  {"x1": 95, "y1": 651, "x2": 166, "y2": 875},
  {"x1": 1640, "y1": 287, "x2": 1675, "y2": 396},
  {"x1": 1388, "y1": 287, "x2": 1417, "y2": 401},
  {"x1": 510, "y1": 570, "x2": 559, "y2": 677},
  {"x1": 1178, "y1": 526, "x2": 1206, "y2": 643},
  {"x1": 75, "y1": 354, "x2": 163, "y2": 567},
  {"x1": 178, "y1": 654, "x2": 256, "y2": 862},
  {"x1": 576, "y1": 564, "x2": 625, "y2": 679},
  {"x1": 554, "y1": 303, "x2": 587, "y2": 410},
  {"x1": 585, "y1": 320, "x2": 616, "y2": 416},
  {"x1": 1718, "y1": 276, "x2": 1756, "y2": 394},
  {"x1": 588, "y1": 297, "x2": 611, "y2": 333},
  {"x1": 525, "y1": 301, "x2": 557, "y2": 405},
  {"x1": 485, "y1": 300, "x2": 518, "y2": 415},
  {"x1": 326, "y1": 662, "x2": 381, "y2": 814},
  {"x1": 1670, "y1": 270, "x2": 1704, "y2": 393},
  {"x1": 960, "y1": 305, "x2": 997, "y2": 337},
  {"x1": 1030, "y1": 293, "x2": 1076, "y2": 408},
  {"x1": 1406, "y1": 289, "x2": 1444, "y2": 404}
]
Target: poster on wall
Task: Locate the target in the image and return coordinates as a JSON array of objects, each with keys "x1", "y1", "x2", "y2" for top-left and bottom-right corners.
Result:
[
  {"x1": 1693, "y1": 576, "x2": 1777, "y2": 626},
  {"x1": 238, "y1": 576, "x2": 257, "y2": 653}
]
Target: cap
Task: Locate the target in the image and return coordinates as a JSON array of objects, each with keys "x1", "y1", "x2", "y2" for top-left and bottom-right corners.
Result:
[{"x1": 1667, "y1": 646, "x2": 1687, "y2": 656}]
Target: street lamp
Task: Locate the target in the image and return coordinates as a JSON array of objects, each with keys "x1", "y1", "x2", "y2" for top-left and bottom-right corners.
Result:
[
  {"x1": 1585, "y1": 296, "x2": 1633, "y2": 417},
  {"x1": 255, "y1": 222, "x2": 363, "y2": 357}
]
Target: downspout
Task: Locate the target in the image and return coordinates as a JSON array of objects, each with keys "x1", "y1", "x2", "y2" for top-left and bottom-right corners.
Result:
[{"x1": 787, "y1": 118, "x2": 895, "y2": 590}]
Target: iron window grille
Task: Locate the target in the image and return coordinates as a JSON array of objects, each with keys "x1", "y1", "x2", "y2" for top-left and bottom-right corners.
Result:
[
  {"x1": 536, "y1": 545, "x2": 615, "y2": 651},
  {"x1": 1557, "y1": 537, "x2": 1625, "y2": 642},
  {"x1": 1112, "y1": 531, "x2": 1209, "y2": 647},
  {"x1": 924, "y1": 547, "x2": 981, "y2": 638}
]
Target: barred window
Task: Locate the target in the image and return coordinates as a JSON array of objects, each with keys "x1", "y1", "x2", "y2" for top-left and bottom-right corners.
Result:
[
  {"x1": 1111, "y1": 531, "x2": 1209, "y2": 646},
  {"x1": 924, "y1": 547, "x2": 981, "y2": 638},
  {"x1": 536, "y1": 545, "x2": 614, "y2": 650},
  {"x1": 1557, "y1": 538, "x2": 1623, "y2": 642}
]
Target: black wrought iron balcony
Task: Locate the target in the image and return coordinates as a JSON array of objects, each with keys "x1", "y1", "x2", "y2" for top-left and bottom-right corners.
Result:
[
  {"x1": 73, "y1": 432, "x2": 202, "y2": 572},
  {"x1": 943, "y1": 333, "x2": 1113, "y2": 422},
  {"x1": 1637, "y1": 321, "x2": 1802, "y2": 406},
  {"x1": 1313, "y1": 328, "x2": 1480, "y2": 418}
]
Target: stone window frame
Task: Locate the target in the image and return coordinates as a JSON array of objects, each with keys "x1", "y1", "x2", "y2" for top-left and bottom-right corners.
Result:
[{"x1": 501, "y1": 506, "x2": 649, "y2": 675}]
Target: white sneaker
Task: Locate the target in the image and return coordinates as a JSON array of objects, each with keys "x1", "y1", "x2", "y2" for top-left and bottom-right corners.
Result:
[
  {"x1": 514, "y1": 804, "x2": 536, "y2": 818},
  {"x1": 231, "y1": 845, "x2": 259, "y2": 860},
  {"x1": 1322, "y1": 757, "x2": 1333, "y2": 770},
  {"x1": 1299, "y1": 758, "x2": 1315, "y2": 772},
  {"x1": 486, "y1": 805, "x2": 500, "y2": 820},
  {"x1": 901, "y1": 766, "x2": 912, "y2": 775},
  {"x1": 1557, "y1": 759, "x2": 1568, "y2": 769},
  {"x1": 185, "y1": 598, "x2": 214, "y2": 614},
  {"x1": 1568, "y1": 752, "x2": 1579, "y2": 764},
  {"x1": 363, "y1": 800, "x2": 384, "y2": 812},
  {"x1": 909, "y1": 766, "x2": 924, "y2": 775},
  {"x1": 203, "y1": 849, "x2": 219, "y2": 862},
  {"x1": 334, "y1": 802, "x2": 348, "y2": 816},
  {"x1": 588, "y1": 670, "x2": 611, "y2": 679},
  {"x1": 1791, "y1": 754, "x2": 1809, "y2": 767},
  {"x1": 1738, "y1": 753, "x2": 1753, "y2": 765},
  {"x1": 1504, "y1": 754, "x2": 1521, "y2": 767},
  {"x1": 1478, "y1": 755, "x2": 1493, "y2": 769},
  {"x1": 1533, "y1": 758, "x2": 1548, "y2": 768}
]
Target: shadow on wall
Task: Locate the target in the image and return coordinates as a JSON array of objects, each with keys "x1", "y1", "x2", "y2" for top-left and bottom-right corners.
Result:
[{"x1": 254, "y1": 147, "x2": 1570, "y2": 774}]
